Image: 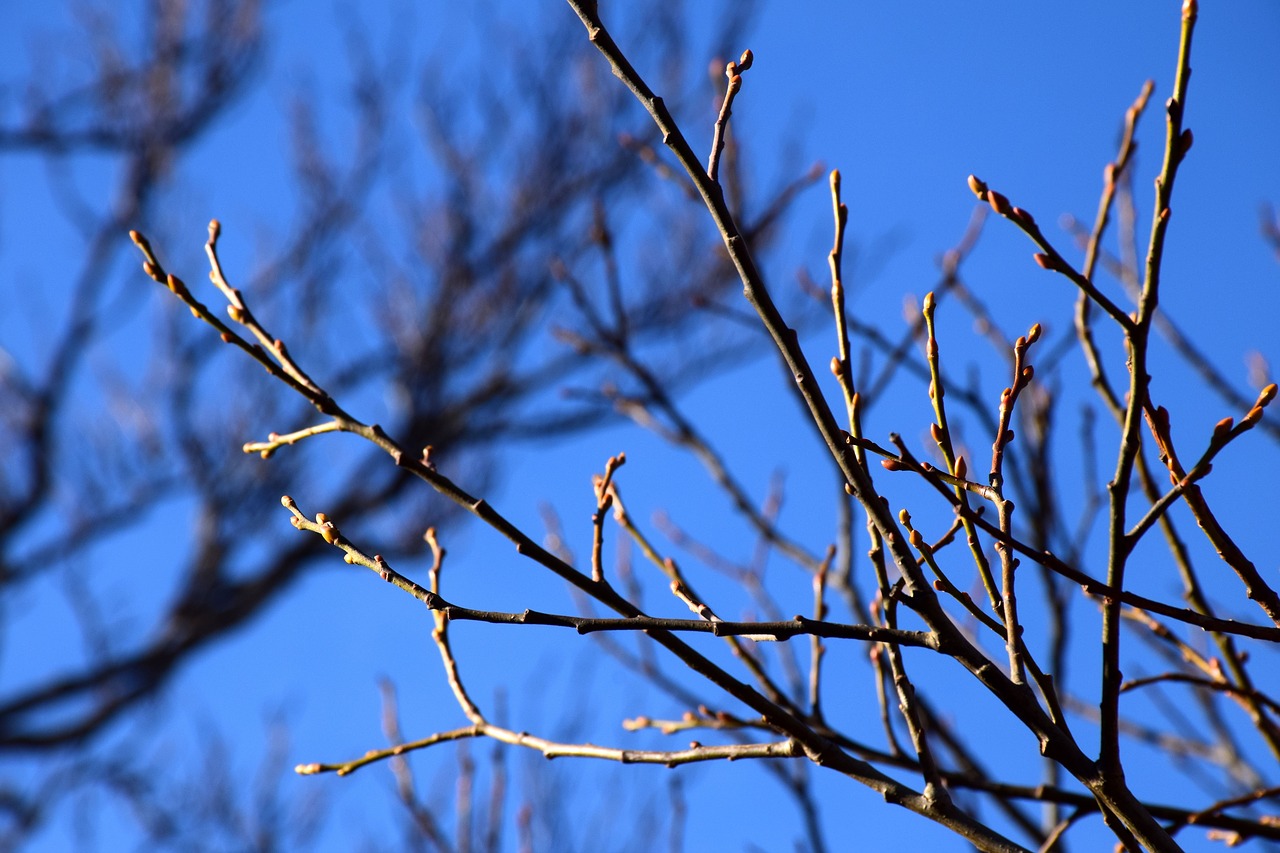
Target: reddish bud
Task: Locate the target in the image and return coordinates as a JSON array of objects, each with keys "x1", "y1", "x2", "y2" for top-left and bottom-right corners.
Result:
[
  {"x1": 1152, "y1": 405, "x2": 1172, "y2": 433},
  {"x1": 1012, "y1": 207, "x2": 1036, "y2": 227},
  {"x1": 967, "y1": 174, "x2": 988, "y2": 199},
  {"x1": 1033, "y1": 253, "x2": 1054, "y2": 270},
  {"x1": 1211, "y1": 416, "x2": 1234, "y2": 444},
  {"x1": 987, "y1": 191, "x2": 1012, "y2": 217}
]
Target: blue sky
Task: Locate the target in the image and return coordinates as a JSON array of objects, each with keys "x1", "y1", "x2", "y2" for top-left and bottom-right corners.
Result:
[{"x1": 4, "y1": 2, "x2": 1280, "y2": 851}]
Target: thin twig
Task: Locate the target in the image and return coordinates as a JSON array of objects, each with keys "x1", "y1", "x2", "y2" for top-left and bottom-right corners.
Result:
[{"x1": 707, "y1": 50, "x2": 752, "y2": 183}]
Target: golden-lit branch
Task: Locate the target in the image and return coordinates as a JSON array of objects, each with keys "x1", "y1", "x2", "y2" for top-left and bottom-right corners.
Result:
[{"x1": 708, "y1": 49, "x2": 753, "y2": 183}]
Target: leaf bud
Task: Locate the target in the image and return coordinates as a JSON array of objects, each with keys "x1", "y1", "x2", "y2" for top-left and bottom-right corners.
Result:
[
  {"x1": 1211, "y1": 416, "x2": 1234, "y2": 444},
  {"x1": 1179, "y1": 128, "x2": 1194, "y2": 157}
]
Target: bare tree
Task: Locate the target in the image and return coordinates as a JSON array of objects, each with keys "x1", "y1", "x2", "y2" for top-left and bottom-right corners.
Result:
[
  {"x1": 10, "y1": 1, "x2": 1280, "y2": 850},
  {"x1": 102, "y1": 0, "x2": 1280, "y2": 850},
  {"x1": 0, "y1": 1, "x2": 829, "y2": 848}
]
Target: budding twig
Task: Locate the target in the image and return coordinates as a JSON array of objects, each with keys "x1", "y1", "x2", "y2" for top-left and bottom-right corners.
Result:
[
  {"x1": 965, "y1": 176, "x2": 1135, "y2": 332},
  {"x1": 921, "y1": 291, "x2": 1001, "y2": 619},
  {"x1": 707, "y1": 49, "x2": 752, "y2": 183}
]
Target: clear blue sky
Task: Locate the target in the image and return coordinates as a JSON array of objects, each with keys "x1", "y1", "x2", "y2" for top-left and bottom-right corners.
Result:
[{"x1": 3, "y1": 2, "x2": 1279, "y2": 850}]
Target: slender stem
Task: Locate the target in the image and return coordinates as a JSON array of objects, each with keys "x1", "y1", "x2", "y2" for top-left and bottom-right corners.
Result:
[{"x1": 1099, "y1": 0, "x2": 1198, "y2": 787}]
